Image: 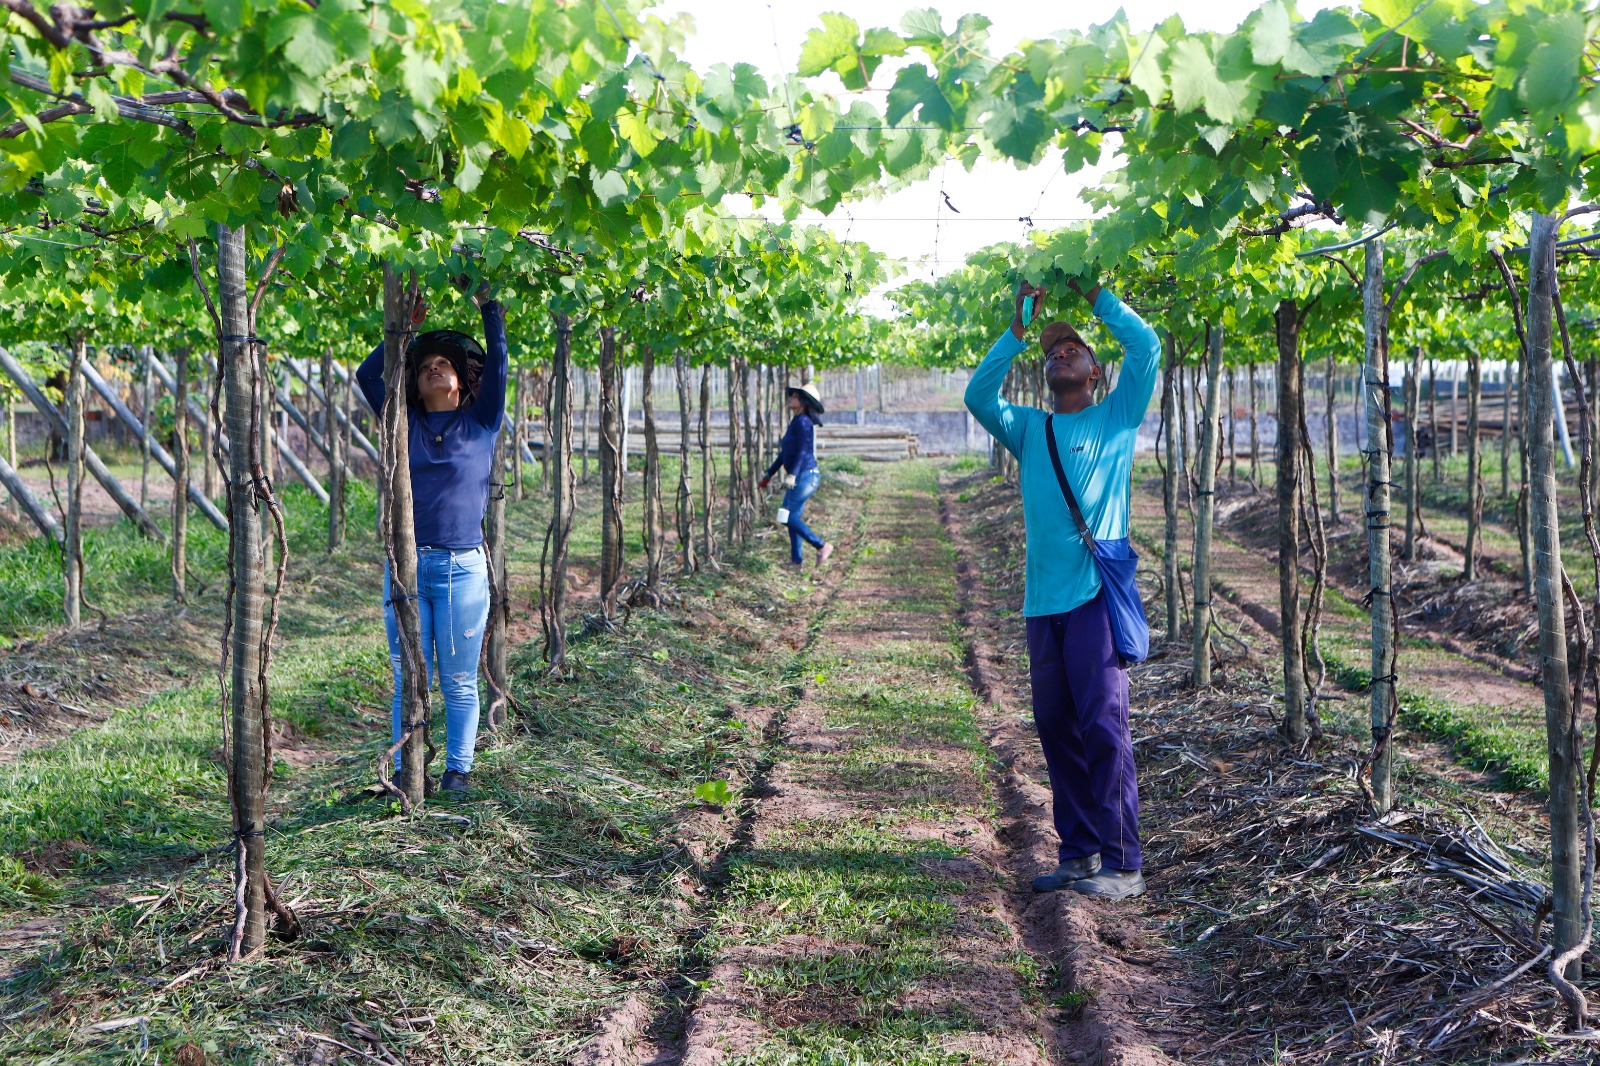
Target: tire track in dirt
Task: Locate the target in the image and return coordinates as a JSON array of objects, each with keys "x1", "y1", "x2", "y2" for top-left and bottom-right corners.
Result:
[
  {"x1": 940, "y1": 480, "x2": 1180, "y2": 1066},
  {"x1": 572, "y1": 481, "x2": 878, "y2": 1066},
  {"x1": 612, "y1": 462, "x2": 1076, "y2": 1064}
]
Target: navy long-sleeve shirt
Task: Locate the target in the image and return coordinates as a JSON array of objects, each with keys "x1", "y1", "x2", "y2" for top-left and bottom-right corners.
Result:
[
  {"x1": 356, "y1": 301, "x2": 509, "y2": 549},
  {"x1": 765, "y1": 413, "x2": 819, "y2": 479}
]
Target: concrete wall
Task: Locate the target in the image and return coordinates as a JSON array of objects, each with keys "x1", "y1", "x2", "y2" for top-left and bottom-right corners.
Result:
[
  {"x1": 8, "y1": 408, "x2": 134, "y2": 453},
  {"x1": 832, "y1": 409, "x2": 989, "y2": 455}
]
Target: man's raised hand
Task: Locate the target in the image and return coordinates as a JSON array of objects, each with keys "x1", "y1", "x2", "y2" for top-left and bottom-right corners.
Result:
[
  {"x1": 1011, "y1": 281, "x2": 1045, "y2": 340},
  {"x1": 1065, "y1": 276, "x2": 1102, "y2": 308}
]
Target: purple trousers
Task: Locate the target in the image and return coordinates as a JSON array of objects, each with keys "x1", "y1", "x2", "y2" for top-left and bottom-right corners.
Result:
[{"x1": 1026, "y1": 593, "x2": 1142, "y2": 872}]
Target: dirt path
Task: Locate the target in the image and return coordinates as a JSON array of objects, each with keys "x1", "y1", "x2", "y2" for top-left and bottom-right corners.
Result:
[
  {"x1": 573, "y1": 461, "x2": 1179, "y2": 1065},
  {"x1": 667, "y1": 462, "x2": 1069, "y2": 1062},
  {"x1": 3, "y1": 465, "x2": 179, "y2": 531},
  {"x1": 942, "y1": 481, "x2": 1185, "y2": 1066},
  {"x1": 1129, "y1": 478, "x2": 1554, "y2": 789}
]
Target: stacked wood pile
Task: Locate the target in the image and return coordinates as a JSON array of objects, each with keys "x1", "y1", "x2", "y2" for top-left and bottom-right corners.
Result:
[
  {"x1": 1416, "y1": 390, "x2": 1592, "y2": 444},
  {"x1": 816, "y1": 424, "x2": 920, "y2": 461}
]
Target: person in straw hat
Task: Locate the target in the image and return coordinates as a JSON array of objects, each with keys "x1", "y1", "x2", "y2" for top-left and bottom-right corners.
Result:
[
  {"x1": 760, "y1": 381, "x2": 835, "y2": 567},
  {"x1": 964, "y1": 276, "x2": 1161, "y2": 900},
  {"x1": 356, "y1": 276, "x2": 507, "y2": 795}
]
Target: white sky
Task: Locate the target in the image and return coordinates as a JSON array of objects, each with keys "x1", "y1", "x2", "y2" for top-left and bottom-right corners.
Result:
[{"x1": 647, "y1": 1, "x2": 1336, "y2": 308}]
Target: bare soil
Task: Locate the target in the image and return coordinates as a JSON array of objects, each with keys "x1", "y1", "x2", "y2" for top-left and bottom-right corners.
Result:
[
  {"x1": 0, "y1": 607, "x2": 215, "y2": 762},
  {"x1": 7, "y1": 464, "x2": 180, "y2": 531},
  {"x1": 1195, "y1": 479, "x2": 1546, "y2": 717}
]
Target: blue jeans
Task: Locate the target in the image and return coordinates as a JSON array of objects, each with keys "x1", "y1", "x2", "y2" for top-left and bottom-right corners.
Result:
[
  {"x1": 383, "y1": 546, "x2": 491, "y2": 774},
  {"x1": 783, "y1": 468, "x2": 825, "y2": 564}
]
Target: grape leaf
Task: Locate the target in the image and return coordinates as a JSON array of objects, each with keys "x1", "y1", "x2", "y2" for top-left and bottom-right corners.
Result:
[
  {"x1": 1299, "y1": 108, "x2": 1409, "y2": 224},
  {"x1": 83, "y1": 79, "x2": 120, "y2": 122},
  {"x1": 592, "y1": 169, "x2": 628, "y2": 206},
  {"x1": 401, "y1": 48, "x2": 446, "y2": 111},
  {"x1": 484, "y1": 102, "x2": 532, "y2": 160},
  {"x1": 617, "y1": 110, "x2": 659, "y2": 158},
  {"x1": 900, "y1": 8, "x2": 945, "y2": 46},
  {"x1": 984, "y1": 77, "x2": 1049, "y2": 163},
  {"x1": 1167, "y1": 38, "x2": 1254, "y2": 125},
  {"x1": 273, "y1": 12, "x2": 339, "y2": 80},
  {"x1": 798, "y1": 13, "x2": 859, "y2": 78},
  {"x1": 886, "y1": 64, "x2": 956, "y2": 130},
  {"x1": 1521, "y1": 17, "x2": 1585, "y2": 115},
  {"x1": 1251, "y1": 2, "x2": 1362, "y2": 78},
  {"x1": 1125, "y1": 30, "x2": 1168, "y2": 103}
]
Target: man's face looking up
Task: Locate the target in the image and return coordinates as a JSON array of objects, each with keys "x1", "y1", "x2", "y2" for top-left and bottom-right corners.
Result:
[{"x1": 1045, "y1": 336, "x2": 1100, "y2": 392}]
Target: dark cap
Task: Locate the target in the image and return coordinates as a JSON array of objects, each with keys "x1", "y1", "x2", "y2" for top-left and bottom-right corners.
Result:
[{"x1": 1040, "y1": 320, "x2": 1088, "y2": 354}]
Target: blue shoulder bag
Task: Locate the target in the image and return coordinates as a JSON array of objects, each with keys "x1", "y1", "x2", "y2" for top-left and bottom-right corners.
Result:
[{"x1": 1043, "y1": 415, "x2": 1150, "y2": 665}]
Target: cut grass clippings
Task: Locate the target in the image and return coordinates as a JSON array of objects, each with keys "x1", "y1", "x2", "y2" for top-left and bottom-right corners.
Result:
[
  {"x1": 957, "y1": 466, "x2": 1576, "y2": 1063},
  {"x1": 1130, "y1": 457, "x2": 1553, "y2": 797},
  {"x1": 0, "y1": 457, "x2": 855, "y2": 1064}
]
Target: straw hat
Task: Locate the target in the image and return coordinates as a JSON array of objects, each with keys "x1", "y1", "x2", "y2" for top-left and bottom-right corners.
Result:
[{"x1": 788, "y1": 381, "x2": 825, "y2": 414}]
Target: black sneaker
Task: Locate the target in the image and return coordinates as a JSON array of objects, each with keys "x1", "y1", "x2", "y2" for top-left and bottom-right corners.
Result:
[
  {"x1": 440, "y1": 771, "x2": 470, "y2": 794},
  {"x1": 1069, "y1": 868, "x2": 1146, "y2": 900},
  {"x1": 1031, "y1": 853, "x2": 1102, "y2": 892}
]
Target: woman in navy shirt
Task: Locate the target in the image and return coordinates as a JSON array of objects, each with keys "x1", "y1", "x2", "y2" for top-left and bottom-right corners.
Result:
[
  {"x1": 357, "y1": 280, "x2": 508, "y2": 794},
  {"x1": 760, "y1": 382, "x2": 834, "y2": 567}
]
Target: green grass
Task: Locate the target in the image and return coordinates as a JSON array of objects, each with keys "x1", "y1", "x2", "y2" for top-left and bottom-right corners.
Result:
[
  {"x1": 829, "y1": 455, "x2": 866, "y2": 476},
  {"x1": 717, "y1": 818, "x2": 962, "y2": 946},
  {"x1": 822, "y1": 689, "x2": 984, "y2": 748},
  {"x1": 1319, "y1": 646, "x2": 1549, "y2": 793},
  {"x1": 693, "y1": 461, "x2": 1046, "y2": 1059},
  {"x1": 944, "y1": 453, "x2": 988, "y2": 475},
  {"x1": 0, "y1": 478, "x2": 378, "y2": 640},
  {"x1": 0, "y1": 450, "x2": 854, "y2": 1063},
  {"x1": 726, "y1": 1015, "x2": 990, "y2": 1066},
  {"x1": 0, "y1": 855, "x2": 63, "y2": 906}
]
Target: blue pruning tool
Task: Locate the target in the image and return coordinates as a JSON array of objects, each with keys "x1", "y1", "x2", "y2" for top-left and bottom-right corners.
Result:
[{"x1": 1014, "y1": 275, "x2": 1034, "y2": 327}]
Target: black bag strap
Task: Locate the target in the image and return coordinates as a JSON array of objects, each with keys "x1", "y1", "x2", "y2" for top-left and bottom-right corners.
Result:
[{"x1": 1044, "y1": 415, "x2": 1097, "y2": 553}]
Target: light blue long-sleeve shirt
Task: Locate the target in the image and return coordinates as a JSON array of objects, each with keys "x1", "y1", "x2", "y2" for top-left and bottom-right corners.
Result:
[{"x1": 964, "y1": 288, "x2": 1162, "y2": 617}]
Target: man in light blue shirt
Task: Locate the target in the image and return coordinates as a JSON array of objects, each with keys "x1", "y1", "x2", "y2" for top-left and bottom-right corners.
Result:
[{"x1": 964, "y1": 278, "x2": 1161, "y2": 900}]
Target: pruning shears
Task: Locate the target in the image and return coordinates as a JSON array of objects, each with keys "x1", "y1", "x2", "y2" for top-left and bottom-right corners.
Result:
[{"x1": 1013, "y1": 274, "x2": 1035, "y2": 327}]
